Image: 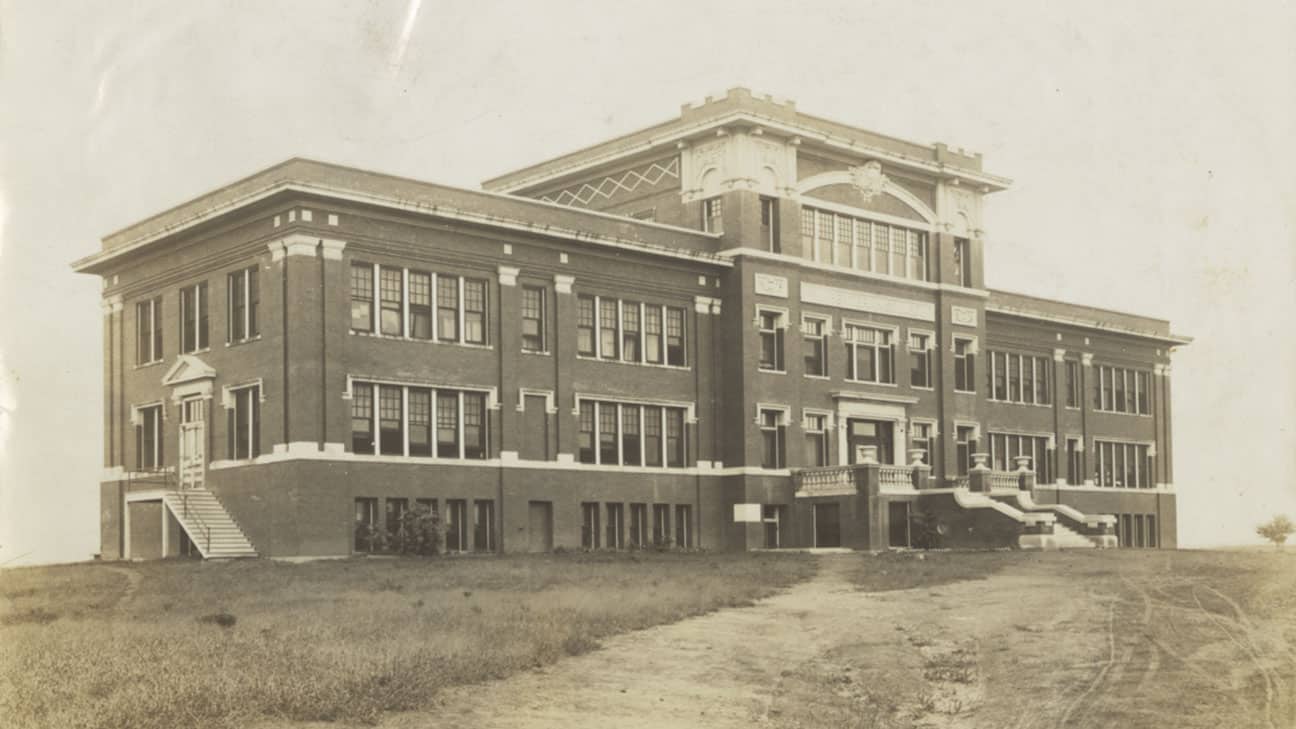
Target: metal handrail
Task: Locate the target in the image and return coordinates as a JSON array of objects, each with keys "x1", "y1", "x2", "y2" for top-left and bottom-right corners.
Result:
[{"x1": 179, "y1": 491, "x2": 213, "y2": 555}]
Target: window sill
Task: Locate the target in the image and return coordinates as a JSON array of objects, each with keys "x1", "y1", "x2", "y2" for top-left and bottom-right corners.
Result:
[
  {"x1": 1094, "y1": 410, "x2": 1153, "y2": 417},
  {"x1": 803, "y1": 374, "x2": 830, "y2": 380},
  {"x1": 910, "y1": 385, "x2": 935, "y2": 391},
  {"x1": 349, "y1": 330, "x2": 493, "y2": 350},
  {"x1": 988, "y1": 400, "x2": 1055, "y2": 409},
  {"x1": 133, "y1": 360, "x2": 164, "y2": 370},
  {"x1": 225, "y1": 336, "x2": 262, "y2": 349},
  {"x1": 843, "y1": 379, "x2": 898, "y2": 388},
  {"x1": 953, "y1": 388, "x2": 977, "y2": 395},
  {"x1": 521, "y1": 349, "x2": 551, "y2": 357},
  {"x1": 575, "y1": 355, "x2": 690, "y2": 372},
  {"x1": 758, "y1": 368, "x2": 787, "y2": 375},
  {"x1": 179, "y1": 347, "x2": 212, "y2": 356}
]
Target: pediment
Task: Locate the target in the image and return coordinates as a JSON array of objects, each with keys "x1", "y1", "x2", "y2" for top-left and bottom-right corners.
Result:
[{"x1": 161, "y1": 355, "x2": 216, "y2": 386}]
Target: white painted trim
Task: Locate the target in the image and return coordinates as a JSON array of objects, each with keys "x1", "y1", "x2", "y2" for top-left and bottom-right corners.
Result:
[
  {"x1": 208, "y1": 450, "x2": 774, "y2": 476},
  {"x1": 125, "y1": 489, "x2": 167, "y2": 503},
  {"x1": 574, "y1": 392, "x2": 697, "y2": 424},
  {"x1": 720, "y1": 248, "x2": 991, "y2": 298},
  {"x1": 796, "y1": 172, "x2": 938, "y2": 225},
  {"x1": 829, "y1": 391, "x2": 919, "y2": 405},
  {"x1": 344, "y1": 374, "x2": 499, "y2": 410},
  {"x1": 986, "y1": 306, "x2": 1192, "y2": 345},
  {"x1": 517, "y1": 388, "x2": 557, "y2": 414},
  {"x1": 1034, "y1": 483, "x2": 1175, "y2": 495}
]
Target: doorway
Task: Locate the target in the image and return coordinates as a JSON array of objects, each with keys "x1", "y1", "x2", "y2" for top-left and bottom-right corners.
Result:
[
  {"x1": 813, "y1": 503, "x2": 841, "y2": 548},
  {"x1": 847, "y1": 419, "x2": 894, "y2": 464},
  {"x1": 178, "y1": 397, "x2": 206, "y2": 489},
  {"x1": 888, "y1": 501, "x2": 911, "y2": 548},
  {"x1": 527, "y1": 501, "x2": 553, "y2": 552}
]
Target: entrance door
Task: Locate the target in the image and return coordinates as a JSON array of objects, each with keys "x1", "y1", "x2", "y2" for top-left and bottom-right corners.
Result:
[
  {"x1": 888, "y1": 501, "x2": 911, "y2": 548},
  {"x1": 527, "y1": 501, "x2": 553, "y2": 552},
  {"x1": 813, "y1": 503, "x2": 841, "y2": 548},
  {"x1": 847, "y1": 419, "x2": 894, "y2": 464},
  {"x1": 178, "y1": 398, "x2": 207, "y2": 489}
]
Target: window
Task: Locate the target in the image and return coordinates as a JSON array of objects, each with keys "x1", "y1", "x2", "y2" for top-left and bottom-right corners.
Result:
[
  {"x1": 386, "y1": 498, "x2": 408, "y2": 550},
  {"x1": 836, "y1": 215, "x2": 852, "y2": 267},
  {"x1": 135, "y1": 404, "x2": 163, "y2": 469},
  {"x1": 226, "y1": 385, "x2": 260, "y2": 460},
  {"x1": 816, "y1": 210, "x2": 832, "y2": 262},
  {"x1": 621, "y1": 302, "x2": 640, "y2": 362},
  {"x1": 408, "y1": 388, "x2": 432, "y2": 457},
  {"x1": 606, "y1": 504, "x2": 625, "y2": 549},
  {"x1": 909, "y1": 332, "x2": 932, "y2": 388},
  {"x1": 666, "y1": 307, "x2": 686, "y2": 366},
  {"x1": 620, "y1": 404, "x2": 641, "y2": 466},
  {"x1": 803, "y1": 413, "x2": 828, "y2": 467},
  {"x1": 763, "y1": 505, "x2": 785, "y2": 548},
  {"x1": 1134, "y1": 514, "x2": 1145, "y2": 548},
  {"x1": 758, "y1": 309, "x2": 785, "y2": 371},
  {"x1": 445, "y1": 500, "x2": 467, "y2": 552},
  {"x1": 354, "y1": 498, "x2": 378, "y2": 553},
  {"x1": 988, "y1": 352, "x2": 1051, "y2": 404},
  {"x1": 350, "y1": 263, "x2": 374, "y2": 332},
  {"x1": 577, "y1": 295, "x2": 596, "y2": 356},
  {"x1": 854, "y1": 220, "x2": 873, "y2": 272},
  {"x1": 379, "y1": 385, "x2": 402, "y2": 455},
  {"x1": 581, "y1": 502, "x2": 601, "y2": 549},
  {"x1": 953, "y1": 238, "x2": 971, "y2": 286},
  {"x1": 844, "y1": 324, "x2": 894, "y2": 384},
  {"x1": 437, "y1": 274, "x2": 459, "y2": 342},
  {"x1": 760, "y1": 196, "x2": 779, "y2": 252},
  {"x1": 521, "y1": 286, "x2": 546, "y2": 352},
  {"x1": 463, "y1": 279, "x2": 487, "y2": 344},
  {"x1": 1094, "y1": 365, "x2": 1152, "y2": 414},
  {"x1": 409, "y1": 271, "x2": 432, "y2": 340},
  {"x1": 955, "y1": 425, "x2": 977, "y2": 477},
  {"x1": 644, "y1": 305, "x2": 663, "y2": 364},
  {"x1": 380, "y1": 267, "x2": 403, "y2": 336},
  {"x1": 598, "y1": 403, "x2": 618, "y2": 465},
  {"x1": 800, "y1": 211, "x2": 816, "y2": 261},
  {"x1": 666, "y1": 409, "x2": 685, "y2": 467},
  {"x1": 136, "y1": 297, "x2": 162, "y2": 364},
  {"x1": 1066, "y1": 438, "x2": 1083, "y2": 485},
  {"x1": 911, "y1": 421, "x2": 933, "y2": 465},
  {"x1": 702, "y1": 197, "x2": 723, "y2": 233},
  {"x1": 1147, "y1": 515, "x2": 1158, "y2": 548},
  {"x1": 907, "y1": 231, "x2": 928, "y2": 280},
  {"x1": 227, "y1": 267, "x2": 259, "y2": 343},
  {"x1": 463, "y1": 392, "x2": 486, "y2": 459},
  {"x1": 1094, "y1": 441, "x2": 1152, "y2": 488},
  {"x1": 954, "y1": 337, "x2": 976, "y2": 392},
  {"x1": 1120, "y1": 514, "x2": 1133, "y2": 548},
  {"x1": 599, "y1": 298, "x2": 618, "y2": 359},
  {"x1": 652, "y1": 504, "x2": 670, "y2": 546},
  {"x1": 759, "y1": 408, "x2": 787, "y2": 469},
  {"x1": 644, "y1": 405, "x2": 662, "y2": 467},
  {"x1": 803, "y1": 316, "x2": 828, "y2": 377},
  {"x1": 674, "y1": 505, "x2": 692, "y2": 548},
  {"x1": 1065, "y1": 360, "x2": 1080, "y2": 408},
  {"x1": 891, "y1": 227, "x2": 907, "y2": 276},
  {"x1": 473, "y1": 500, "x2": 495, "y2": 552},
  {"x1": 987, "y1": 432, "x2": 1053, "y2": 483},
  {"x1": 351, "y1": 384, "x2": 374, "y2": 454},
  {"x1": 436, "y1": 391, "x2": 458, "y2": 458},
  {"x1": 629, "y1": 504, "x2": 648, "y2": 547},
  {"x1": 178, "y1": 282, "x2": 209, "y2": 354},
  {"x1": 578, "y1": 400, "x2": 689, "y2": 467}
]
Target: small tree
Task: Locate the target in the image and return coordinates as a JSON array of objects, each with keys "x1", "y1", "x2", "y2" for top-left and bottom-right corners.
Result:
[{"x1": 1256, "y1": 515, "x2": 1294, "y2": 549}]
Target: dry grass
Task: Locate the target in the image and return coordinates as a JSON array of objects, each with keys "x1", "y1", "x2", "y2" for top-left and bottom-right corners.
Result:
[
  {"x1": 0, "y1": 551, "x2": 814, "y2": 729},
  {"x1": 848, "y1": 549, "x2": 1012, "y2": 592}
]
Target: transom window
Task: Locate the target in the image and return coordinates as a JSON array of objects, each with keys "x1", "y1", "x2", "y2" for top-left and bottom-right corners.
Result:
[
  {"x1": 1094, "y1": 365, "x2": 1151, "y2": 415},
  {"x1": 576, "y1": 294, "x2": 687, "y2": 366},
  {"x1": 800, "y1": 207, "x2": 929, "y2": 282},
  {"x1": 350, "y1": 380, "x2": 489, "y2": 459},
  {"x1": 577, "y1": 399, "x2": 687, "y2": 467},
  {"x1": 350, "y1": 262, "x2": 487, "y2": 345},
  {"x1": 988, "y1": 351, "x2": 1052, "y2": 405},
  {"x1": 843, "y1": 324, "x2": 895, "y2": 384}
]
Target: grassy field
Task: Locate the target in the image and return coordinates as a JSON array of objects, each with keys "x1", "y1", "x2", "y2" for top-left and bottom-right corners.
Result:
[{"x1": 0, "y1": 551, "x2": 815, "y2": 729}]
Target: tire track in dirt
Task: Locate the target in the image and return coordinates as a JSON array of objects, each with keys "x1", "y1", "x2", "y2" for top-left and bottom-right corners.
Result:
[
  {"x1": 1191, "y1": 585, "x2": 1277, "y2": 729},
  {"x1": 1053, "y1": 598, "x2": 1118, "y2": 729}
]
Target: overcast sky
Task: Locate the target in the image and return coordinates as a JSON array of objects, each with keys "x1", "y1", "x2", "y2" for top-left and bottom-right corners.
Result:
[{"x1": 1, "y1": 1, "x2": 1293, "y2": 565}]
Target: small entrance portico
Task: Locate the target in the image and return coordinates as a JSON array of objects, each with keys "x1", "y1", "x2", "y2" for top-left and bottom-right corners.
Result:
[{"x1": 831, "y1": 390, "x2": 917, "y2": 466}]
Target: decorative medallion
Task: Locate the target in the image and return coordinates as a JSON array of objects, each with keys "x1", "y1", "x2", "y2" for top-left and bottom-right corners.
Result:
[{"x1": 848, "y1": 160, "x2": 889, "y2": 202}]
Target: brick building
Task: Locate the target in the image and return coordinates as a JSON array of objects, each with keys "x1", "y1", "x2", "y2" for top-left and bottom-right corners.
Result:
[{"x1": 75, "y1": 88, "x2": 1189, "y2": 559}]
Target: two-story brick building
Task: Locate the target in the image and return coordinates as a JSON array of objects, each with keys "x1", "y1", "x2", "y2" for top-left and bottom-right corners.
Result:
[{"x1": 75, "y1": 88, "x2": 1189, "y2": 559}]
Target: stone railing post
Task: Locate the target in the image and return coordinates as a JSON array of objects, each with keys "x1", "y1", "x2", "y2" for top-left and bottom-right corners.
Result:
[
  {"x1": 968, "y1": 452, "x2": 991, "y2": 492},
  {"x1": 1014, "y1": 456, "x2": 1035, "y2": 491},
  {"x1": 908, "y1": 449, "x2": 930, "y2": 489}
]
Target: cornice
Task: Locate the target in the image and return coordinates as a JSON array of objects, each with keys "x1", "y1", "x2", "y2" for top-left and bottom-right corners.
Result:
[{"x1": 985, "y1": 305, "x2": 1193, "y2": 346}]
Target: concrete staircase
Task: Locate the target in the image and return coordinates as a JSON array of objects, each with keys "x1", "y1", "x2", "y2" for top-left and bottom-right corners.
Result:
[
  {"x1": 162, "y1": 489, "x2": 258, "y2": 559},
  {"x1": 1052, "y1": 522, "x2": 1099, "y2": 549}
]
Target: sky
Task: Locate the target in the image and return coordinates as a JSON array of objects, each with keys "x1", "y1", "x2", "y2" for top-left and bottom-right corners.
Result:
[{"x1": 1, "y1": 1, "x2": 1293, "y2": 565}]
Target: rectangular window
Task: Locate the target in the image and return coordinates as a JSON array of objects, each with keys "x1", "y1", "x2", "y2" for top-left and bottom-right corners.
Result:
[
  {"x1": 1134, "y1": 514, "x2": 1145, "y2": 548},
  {"x1": 702, "y1": 197, "x2": 723, "y2": 234},
  {"x1": 836, "y1": 215, "x2": 852, "y2": 267},
  {"x1": 178, "y1": 282, "x2": 208, "y2": 354},
  {"x1": 351, "y1": 383, "x2": 374, "y2": 455},
  {"x1": 463, "y1": 278, "x2": 487, "y2": 344},
  {"x1": 992, "y1": 351, "x2": 1007, "y2": 400},
  {"x1": 1114, "y1": 367, "x2": 1127, "y2": 412},
  {"x1": 621, "y1": 404, "x2": 641, "y2": 466},
  {"x1": 989, "y1": 352, "x2": 1051, "y2": 404},
  {"x1": 674, "y1": 504, "x2": 692, "y2": 548},
  {"x1": 758, "y1": 310, "x2": 785, "y2": 371},
  {"x1": 408, "y1": 387, "x2": 432, "y2": 457},
  {"x1": 665, "y1": 307, "x2": 686, "y2": 366},
  {"x1": 803, "y1": 317, "x2": 827, "y2": 377},
  {"x1": 1067, "y1": 438, "x2": 1082, "y2": 485},
  {"x1": 652, "y1": 504, "x2": 670, "y2": 546},
  {"x1": 1009, "y1": 354, "x2": 1022, "y2": 402},
  {"x1": 136, "y1": 404, "x2": 163, "y2": 469},
  {"x1": 760, "y1": 196, "x2": 779, "y2": 252},
  {"x1": 436, "y1": 391, "x2": 458, "y2": 458},
  {"x1": 1037, "y1": 359, "x2": 1052, "y2": 404},
  {"x1": 988, "y1": 432, "x2": 1052, "y2": 483},
  {"x1": 1147, "y1": 515, "x2": 1158, "y2": 548},
  {"x1": 953, "y1": 238, "x2": 971, "y2": 286},
  {"x1": 1065, "y1": 360, "x2": 1080, "y2": 408},
  {"x1": 644, "y1": 305, "x2": 663, "y2": 364},
  {"x1": 803, "y1": 413, "x2": 828, "y2": 467},
  {"x1": 629, "y1": 504, "x2": 647, "y2": 547},
  {"x1": 911, "y1": 422, "x2": 933, "y2": 465},
  {"x1": 227, "y1": 267, "x2": 259, "y2": 343},
  {"x1": 606, "y1": 503, "x2": 625, "y2": 549},
  {"x1": 762, "y1": 505, "x2": 785, "y2": 548},
  {"x1": 909, "y1": 332, "x2": 932, "y2": 388},
  {"x1": 473, "y1": 500, "x2": 494, "y2": 552},
  {"x1": 379, "y1": 267, "x2": 403, "y2": 336},
  {"x1": 1102, "y1": 367, "x2": 1115, "y2": 411},
  {"x1": 955, "y1": 425, "x2": 976, "y2": 477},
  {"x1": 463, "y1": 392, "x2": 486, "y2": 459},
  {"x1": 599, "y1": 298, "x2": 619, "y2": 360},
  {"x1": 521, "y1": 285, "x2": 545, "y2": 352},
  {"x1": 386, "y1": 498, "x2": 408, "y2": 550},
  {"x1": 581, "y1": 502, "x2": 601, "y2": 549},
  {"x1": 844, "y1": 325, "x2": 894, "y2": 384},
  {"x1": 874, "y1": 224, "x2": 890, "y2": 275},
  {"x1": 378, "y1": 385, "x2": 403, "y2": 455},
  {"x1": 437, "y1": 274, "x2": 459, "y2": 342},
  {"x1": 1021, "y1": 355, "x2": 1035, "y2": 404},
  {"x1": 1137, "y1": 371, "x2": 1151, "y2": 414},
  {"x1": 445, "y1": 499, "x2": 467, "y2": 552},
  {"x1": 578, "y1": 401, "x2": 596, "y2": 464},
  {"x1": 666, "y1": 408, "x2": 685, "y2": 467},
  {"x1": 409, "y1": 271, "x2": 433, "y2": 340},
  {"x1": 854, "y1": 221, "x2": 873, "y2": 272},
  {"x1": 354, "y1": 498, "x2": 378, "y2": 553},
  {"x1": 597, "y1": 402, "x2": 618, "y2": 465},
  {"x1": 226, "y1": 385, "x2": 260, "y2": 460},
  {"x1": 644, "y1": 405, "x2": 662, "y2": 467},
  {"x1": 350, "y1": 263, "x2": 374, "y2": 332},
  {"x1": 891, "y1": 227, "x2": 907, "y2": 276},
  {"x1": 908, "y1": 231, "x2": 928, "y2": 281},
  {"x1": 800, "y1": 210, "x2": 815, "y2": 261},
  {"x1": 135, "y1": 297, "x2": 163, "y2": 365},
  {"x1": 759, "y1": 408, "x2": 786, "y2": 469},
  {"x1": 621, "y1": 302, "x2": 641, "y2": 362},
  {"x1": 816, "y1": 210, "x2": 832, "y2": 262},
  {"x1": 577, "y1": 295, "x2": 596, "y2": 356},
  {"x1": 954, "y1": 337, "x2": 976, "y2": 392}
]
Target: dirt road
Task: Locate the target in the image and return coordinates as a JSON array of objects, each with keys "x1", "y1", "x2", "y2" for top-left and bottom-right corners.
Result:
[{"x1": 370, "y1": 552, "x2": 1292, "y2": 729}]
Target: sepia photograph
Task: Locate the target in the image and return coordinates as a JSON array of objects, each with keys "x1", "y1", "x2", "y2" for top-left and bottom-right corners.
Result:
[{"x1": 0, "y1": 2, "x2": 1293, "y2": 727}]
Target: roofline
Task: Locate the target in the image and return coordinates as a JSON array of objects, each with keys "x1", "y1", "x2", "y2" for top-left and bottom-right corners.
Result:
[
  {"x1": 984, "y1": 301, "x2": 1193, "y2": 346},
  {"x1": 73, "y1": 159, "x2": 725, "y2": 274},
  {"x1": 483, "y1": 110, "x2": 1012, "y2": 195}
]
